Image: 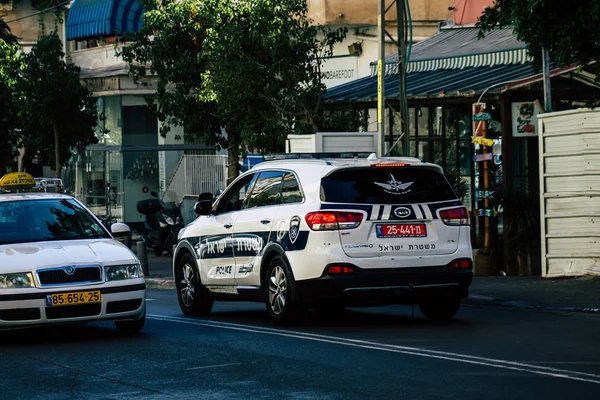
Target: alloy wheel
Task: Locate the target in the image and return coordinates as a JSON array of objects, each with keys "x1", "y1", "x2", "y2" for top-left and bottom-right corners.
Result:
[
  {"x1": 268, "y1": 265, "x2": 287, "y2": 315},
  {"x1": 180, "y1": 262, "x2": 196, "y2": 307}
]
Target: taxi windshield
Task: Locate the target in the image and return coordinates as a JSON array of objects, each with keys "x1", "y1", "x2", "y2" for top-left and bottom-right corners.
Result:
[{"x1": 0, "y1": 198, "x2": 110, "y2": 245}]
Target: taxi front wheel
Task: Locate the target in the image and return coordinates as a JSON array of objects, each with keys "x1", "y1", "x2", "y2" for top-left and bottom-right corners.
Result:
[
  {"x1": 176, "y1": 253, "x2": 214, "y2": 316},
  {"x1": 115, "y1": 311, "x2": 145, "y2": 335}
]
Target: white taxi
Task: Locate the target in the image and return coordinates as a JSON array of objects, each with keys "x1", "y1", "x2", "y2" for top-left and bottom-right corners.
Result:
[{"x1": 0, "y1": 173, "x2": 146, "y2": 333}]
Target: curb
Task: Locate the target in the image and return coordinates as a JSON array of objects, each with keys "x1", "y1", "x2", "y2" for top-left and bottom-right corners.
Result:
[
  {"x1": 466, "y1": 295, "x2": 600, "y2": 314},
  {"x1": 145, "y1": 278, "x2": 176, "y2": 290}
]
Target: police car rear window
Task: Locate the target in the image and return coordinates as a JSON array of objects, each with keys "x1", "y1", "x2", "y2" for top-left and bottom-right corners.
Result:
[{"x1": 320, "y1": 167, "x2": 456, "y2": 204}]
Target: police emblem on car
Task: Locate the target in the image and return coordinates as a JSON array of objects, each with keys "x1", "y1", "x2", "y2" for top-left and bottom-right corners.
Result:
[
  {"x1": 289, "y1": 216, "x2": 301, "y2": 244},
  {"x1": 393, "y1": 207, "x2": 411, "y2": 218}
]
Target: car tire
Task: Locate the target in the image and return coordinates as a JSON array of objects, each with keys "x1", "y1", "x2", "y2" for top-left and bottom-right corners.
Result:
[
  {"x1": 418, "y1": 296, "x2": 461, "y2": 321},
  {"x1": 176, "y1": 253, "x2": 214, "y2": 316},
  {"x1": 114, "y1": 311, "x2": 145, "y2": 335},
  {"x1": 264, "y1": 255, "x2": 300, "y2": 324}
]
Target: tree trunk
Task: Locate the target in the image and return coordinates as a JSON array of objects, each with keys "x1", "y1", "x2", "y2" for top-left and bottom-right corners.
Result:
[
  {"x1": 53, "y1": 122, "x2": 61, "y2": 179},
  {"x1": 227, "y1": 140, "x2": 240, "y2": 185}
]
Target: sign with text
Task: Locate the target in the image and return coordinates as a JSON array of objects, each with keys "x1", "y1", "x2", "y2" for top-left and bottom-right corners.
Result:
[
  {"x1": 319, "y1": 55, "x2": 359, "y2": 89},
  {"x1": 512, "y1": 100, "x2": 543, "y2": 137},
  {"x1": 474, "y1": 208, "x2": 498, "y2": 217},
  {"x1": 471, "y1": 136, "x2": 494, "y2": 147},
  {"x1": 473, "y1": 153, "x2": 494, "y2": 162}
]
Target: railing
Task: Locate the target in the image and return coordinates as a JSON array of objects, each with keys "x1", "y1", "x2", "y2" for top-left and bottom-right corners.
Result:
[{"x1": 162, "y1": 155, "x2": 228, "y2": 202}]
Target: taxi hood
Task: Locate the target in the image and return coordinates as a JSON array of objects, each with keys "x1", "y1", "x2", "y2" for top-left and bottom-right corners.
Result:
[{"x1": 0, "y1": 239, "x2": 139, "y2": 273}]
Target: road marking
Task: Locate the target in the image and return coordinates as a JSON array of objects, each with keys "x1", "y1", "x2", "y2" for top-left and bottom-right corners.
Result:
[
  {"x1": 148, "y1": 314, "x2": 600, "y2": 385},
  {"x1": 187, "y1": 362, "x2": 245, "y2": 371}
]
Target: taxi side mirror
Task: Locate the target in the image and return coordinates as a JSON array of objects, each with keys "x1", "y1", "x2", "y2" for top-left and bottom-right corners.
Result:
[{"x1": 110, "y1": 222, "x2": 131, "y2": 238}]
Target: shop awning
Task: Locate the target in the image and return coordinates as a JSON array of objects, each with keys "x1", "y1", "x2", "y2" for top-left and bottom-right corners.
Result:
[
  {"x1": 323, "y1": 26, "x2": 579, "y2": 103},
  {"x1": 66, "y1": 0, "x2": 144, "y2": 41},
  {"x1": 323, "y1": 62, "x2": 580, "y2": 103}
]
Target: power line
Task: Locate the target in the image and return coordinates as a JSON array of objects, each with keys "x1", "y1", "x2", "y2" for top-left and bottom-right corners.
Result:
[{"x1": 2, "y1": 1, "x2": 71, "y2": 25}]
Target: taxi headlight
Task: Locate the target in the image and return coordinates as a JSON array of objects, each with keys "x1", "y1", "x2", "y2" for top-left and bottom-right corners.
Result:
[
  {"x1": 105, "y1": 264, "x2": 143, "y2": 281},
  {"x1": 0, "y1": 273, "x2": 34, "y2": 288}
]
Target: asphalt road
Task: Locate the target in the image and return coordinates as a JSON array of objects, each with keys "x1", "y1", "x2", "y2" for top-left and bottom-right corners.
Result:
[{"x1": 1, "y1": 290, "x2": 599, "y2": 399}]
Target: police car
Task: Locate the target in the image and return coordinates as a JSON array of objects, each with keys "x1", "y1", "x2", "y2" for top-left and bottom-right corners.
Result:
[
  {"x1": 0, "y1": 172, "x2": 146, "y2": 333},
  {"x1": 173, "y1": 153, "x2": 473, "y2": 323}
]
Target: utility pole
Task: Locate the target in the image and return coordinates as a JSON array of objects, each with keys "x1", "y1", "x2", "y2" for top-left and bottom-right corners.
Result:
[
  {"x1": 397, "y1": 0, "x2": 409, "y2": 156},
  {"x1": 377, "y1": 0, "x2": 386, "y2": 157},
  {"x1": 542, "y1": 48, "x2": 552, "y2": 112}
]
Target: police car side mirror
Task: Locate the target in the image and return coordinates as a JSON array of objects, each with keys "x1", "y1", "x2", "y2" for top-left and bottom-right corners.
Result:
[
  {"x1": 111, "y1": 222, "x2": 131, "y2": 238},
  {"x1": 195, "y1": 192, "x2": 213, "y2": 215}
]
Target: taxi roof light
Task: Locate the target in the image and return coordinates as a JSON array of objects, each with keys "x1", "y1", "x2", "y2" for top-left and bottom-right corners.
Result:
[{"x1": 0, "y1": 172, "x2": 36, "y2": 192}]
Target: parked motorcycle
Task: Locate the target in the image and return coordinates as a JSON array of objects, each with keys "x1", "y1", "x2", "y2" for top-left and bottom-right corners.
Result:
[{"x1": 136, "y1": 191, "x2": 183, "y2": 256}]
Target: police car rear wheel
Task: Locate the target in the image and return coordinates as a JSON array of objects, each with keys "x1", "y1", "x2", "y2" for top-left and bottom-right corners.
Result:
[
  {"x1": 176, "y1": 254, "x2": 213, "y2": 316},
  {"x1": 418, "y1": 296, "x2": 461, "y2": 321},
  {"x1": 265, "y1": 255, "x2": 299, "y2": 324}
]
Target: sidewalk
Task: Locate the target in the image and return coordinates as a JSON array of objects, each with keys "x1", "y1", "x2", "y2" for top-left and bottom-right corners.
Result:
[{"x1": 142, "y1": 253, "x2": 600, "y2": 314}]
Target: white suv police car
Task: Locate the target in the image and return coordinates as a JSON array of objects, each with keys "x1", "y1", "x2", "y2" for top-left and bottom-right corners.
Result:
[{"x1": 173, "y1": 153, "x2": 473, "y2": 323}]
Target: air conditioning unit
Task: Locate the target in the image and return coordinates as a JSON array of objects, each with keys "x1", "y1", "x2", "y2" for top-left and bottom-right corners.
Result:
[{"x1": 0, "y1": 0, "x2": 13, "y2": 11}]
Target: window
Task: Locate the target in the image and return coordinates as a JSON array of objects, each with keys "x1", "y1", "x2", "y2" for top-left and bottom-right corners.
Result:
[
  {"x1": 215, "y1": 174, "x2": 256, "y2": 214},
  {"x1": 321, "y1": 167, "x2": 456, "y2": 204},
  {"x1": 245, "y1": 171, "x2": 284, "y2": 209},
  {"x1": 281, "y1": 172, "x2": 303, "y2": 204}
]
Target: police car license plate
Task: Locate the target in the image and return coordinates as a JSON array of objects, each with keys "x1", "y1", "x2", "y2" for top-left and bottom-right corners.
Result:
[
  {"x1": 46, "y1": 291, "x2": 101, "y2": 307},
  {"x1": 376, "y1": 223, "x2": 427, "y2": 238}
]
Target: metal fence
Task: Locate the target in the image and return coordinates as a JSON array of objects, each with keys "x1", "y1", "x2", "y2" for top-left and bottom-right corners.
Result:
[{"x1": 163, "y1": 154, "x2": 228, "y2": 202}]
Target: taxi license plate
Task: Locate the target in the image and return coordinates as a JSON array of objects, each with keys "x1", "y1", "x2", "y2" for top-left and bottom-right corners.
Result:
[
  {"x1": 45, "y1": 291, "x2": 101, "y2": 307},
  {"x1": 376, "y1": 223, "x2": 427, "y2": 238}
]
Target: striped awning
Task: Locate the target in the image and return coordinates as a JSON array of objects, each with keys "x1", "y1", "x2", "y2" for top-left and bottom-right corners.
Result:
[
  {"x1": 370, "y1": 26, "x2": 532, "y2": 76},
  {"x1": 66, "y1": 0, "x2": 144, "y2": 41}
]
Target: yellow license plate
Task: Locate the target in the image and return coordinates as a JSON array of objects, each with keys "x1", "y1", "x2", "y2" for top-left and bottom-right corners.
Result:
[{"x1": 45, "y1": 291, "x2": 101, "y2": 307}]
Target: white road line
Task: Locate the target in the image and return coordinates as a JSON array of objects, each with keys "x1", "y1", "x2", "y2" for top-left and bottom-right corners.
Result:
[
  {"x1": 148, "y1": 314, "x2": 600, "y2": 385},
  {"x1": 187, "y1": 362, "x2": 245, "y2": 371}
]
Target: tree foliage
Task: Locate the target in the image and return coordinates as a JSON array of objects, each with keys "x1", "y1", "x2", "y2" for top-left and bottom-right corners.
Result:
[
  {"x1": 477, "y1": 0, "x2": 600, "y2": 76},
  {"x1": 0, "y1": 17, "x2": 18, "y2": 45},
  {"x1": 11, "y1": 32, "x2": 98, "y2": 176},
  {"x1": 121, "y1": 0, "x2": 346, "y2": 180},
  {"x1": 0, "y1": 40, "x2": 22, "y2": 174}
]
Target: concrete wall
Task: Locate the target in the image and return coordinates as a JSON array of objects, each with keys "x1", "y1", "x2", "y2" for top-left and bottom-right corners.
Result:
[{"x1": 538, "y1": 109, "x2": 600, "y2": 277}]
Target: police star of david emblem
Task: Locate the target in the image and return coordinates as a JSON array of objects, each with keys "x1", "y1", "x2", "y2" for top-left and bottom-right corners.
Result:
[{"x1": 289, "y1": 216, "x2": 301, "y2": 244}]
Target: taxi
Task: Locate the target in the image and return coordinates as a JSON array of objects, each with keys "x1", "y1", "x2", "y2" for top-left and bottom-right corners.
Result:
[{"x1": 0, "y1": 172, "x2": 146, "y2": 333}]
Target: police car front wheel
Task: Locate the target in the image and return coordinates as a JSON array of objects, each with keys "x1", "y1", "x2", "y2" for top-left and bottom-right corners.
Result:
[{"x1": 176, "y1": 253, "x2": 214, "y2": 316}]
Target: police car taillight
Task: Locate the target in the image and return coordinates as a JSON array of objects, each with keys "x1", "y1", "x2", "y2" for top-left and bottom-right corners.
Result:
[
  {"x1": 305, "y1": 211, "x2": 363, "y2": 231},
  {"x1": 448, "y1": 259, "x2": 472, "y2": 269},
  {"x1": 439, "y1": 207, "x2": 470, "y2": 226}
]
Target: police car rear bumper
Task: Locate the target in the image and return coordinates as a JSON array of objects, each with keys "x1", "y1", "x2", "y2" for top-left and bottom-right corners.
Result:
[{"x1": 294, "y1": 265, "x2": 472, "y2": 307}]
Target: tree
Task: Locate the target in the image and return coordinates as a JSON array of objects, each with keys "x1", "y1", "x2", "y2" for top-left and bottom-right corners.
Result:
[
  {"x1": 121, "y1": 0, "x2": 346, "y2": 182},
  {"x1": 477, "y1": 0, "x2": 600, "y2": 76},
  {"x1": 13, "y1": 32, "x2": 98, "y2": 177},
  {"x1": 0, "y1": 17, "x2": 18, "y2": 45},
  {"x1": 0, "y1": 40, "x2": 23, "y2": 175}
]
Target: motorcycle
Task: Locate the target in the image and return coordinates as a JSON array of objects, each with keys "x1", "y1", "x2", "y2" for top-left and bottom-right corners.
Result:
[{"x1": 136, "y1": 191, "x2": 183, "y2": 256}]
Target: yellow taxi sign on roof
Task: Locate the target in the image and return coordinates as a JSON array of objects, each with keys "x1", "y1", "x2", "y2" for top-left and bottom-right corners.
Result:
[{"x1": 0, "y1": 172, "x2": 36, "y2": 190}]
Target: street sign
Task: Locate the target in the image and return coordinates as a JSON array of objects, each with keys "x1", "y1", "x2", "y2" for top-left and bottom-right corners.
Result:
[
  {"x1": 473, "y1": 153, "x2": 494, "y2": 162},
  {"x1": 471, "y1": 136, "x2": 494, "y2": 146},
  {"x1": 474, "y1": 208, "x2": 498, "y2": 217},
  {"x1": 476, "y1": 190, "x2": 494, "y2": 199},
  {"x1": 473, "y1": 113, "x2": 492, "y2": 121}
]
